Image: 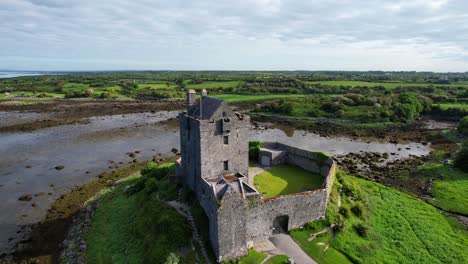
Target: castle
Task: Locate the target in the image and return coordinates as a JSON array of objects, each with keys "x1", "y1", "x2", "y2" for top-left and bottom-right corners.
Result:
[{"x1": 175, "y1": 89, "x2": 335, "y2": 262}]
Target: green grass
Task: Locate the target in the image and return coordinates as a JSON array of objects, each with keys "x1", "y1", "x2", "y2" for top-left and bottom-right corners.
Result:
[
  {"x1": 85, "y1": 166, "x2": 194, "y2": 264},
  {"x1": 236, "y1": 249, "x2": 267, "y2": 264},
  {"x1": 306, "y1": 80, "x2": 468, "y2": 89},
  {"x1": 293, "y1": 171, "x2": 468, "y2": 264},
  {"x1": 436, "y1": 103, "x2": 468, "y2": 110},
  {"x1": 212, "y1": 94, "x2": 307, "y2": 103},
  {"x1": 253, "y1": 165, "x2": 324, "y2": 198},
  {"x1": 186, "y1": 81, "x2": 240, "y2": 89},
  {"x1": 265, "y1": 255, "x2": 290, "y2": 264},
  {"x1": 418, "y1": 162, "x2": 468, "y2": 215},
  {"x1": 291, "y1": 230, "x2": 351, "y2": 264}
]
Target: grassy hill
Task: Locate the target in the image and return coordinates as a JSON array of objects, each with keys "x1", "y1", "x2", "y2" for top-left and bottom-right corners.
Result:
[{"x1": 292, "y1": 171, "x2": 468, "y2": 264}]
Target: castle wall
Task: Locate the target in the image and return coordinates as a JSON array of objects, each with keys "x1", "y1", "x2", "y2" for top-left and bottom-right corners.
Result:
[
  {"x1": 199, "y1": 116, "x2": 250, "y2": 181},
  {"x1": 246, "y1": 189, "x2": 327, "y2": 242},
  {"x1": 216, "y1": 190, "x2": 248, "y2": 261},
  {"x1": 178, "y1": 114, "x2": 202, "y2": 189}
]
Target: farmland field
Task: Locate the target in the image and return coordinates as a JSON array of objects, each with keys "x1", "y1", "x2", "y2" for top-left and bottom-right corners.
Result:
[
  {"x1": 305, "y1": 80, "x2": 468, "y2": 89},
  {"x1": 211, "y1": 94, "x2": 307, "y2": 103}
]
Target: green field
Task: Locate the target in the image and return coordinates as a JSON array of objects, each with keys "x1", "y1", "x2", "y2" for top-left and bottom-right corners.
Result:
[
  {"x1": 187, "y1": 81, "x2": 240, "y2": 90},
  {"x1": 436, "y1": 103, "x2": 468, "y2": 110},
  {"x1": 212, "y1": 94, "x2": 307, "y2": 103},
  {"x1": 292, "y1": 172, "x2": 468, "y2": 264},
  {"x1": 418, "y1": 162, "x2": 468, "y2": 215},
  {"x1": 306, "y1": 80, "x2": 468, "y2": 89},
  {"x1": 253, "y1": 165, "x2": 324, "y2": 198}
]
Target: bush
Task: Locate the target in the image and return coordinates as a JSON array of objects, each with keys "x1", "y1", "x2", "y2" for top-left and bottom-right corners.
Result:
[
  {"x1": 144, "y1": 178, "x2": 159, "y2": 194},
  {"x1": 351, "y1": 202, "x2": 364, "y2": 217},
  {"x1": 353, "y1": 223, "x2": 368, "y2": 237},
  {"x1": 454, "y1": 141, "x2": 468, "y2": 172},
  {"x1": 339, "y1": 206, "x2": 350, "y2": 218},
  {"x1": 249, "y1": 141, "x2": 262, "y2": 161},
  {"x1": 141, "y1": 162, "x2": 160, "y2": 176},
  {"x1": 458, "y1": 116, "x2": 468, "y2": 136},
  {"x1": 333, "y1": 214, "x2": 346, "y2": 231}
]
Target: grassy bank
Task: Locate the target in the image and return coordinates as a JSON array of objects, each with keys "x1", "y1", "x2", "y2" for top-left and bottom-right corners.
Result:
[
  {"x1": 418, "y1": 162, "x2": 468, "y2": 215},
  {"x1": 292, "y1": 171, "x2": 468, "y2": 264},
  {"x1": 85, "y1": 163, "x2": 197, "y2": 263}
]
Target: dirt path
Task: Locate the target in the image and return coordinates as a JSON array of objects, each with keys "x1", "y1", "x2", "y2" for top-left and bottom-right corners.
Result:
[{"x1": 166, "y1": 201, "x2": 211, "y2": 264}]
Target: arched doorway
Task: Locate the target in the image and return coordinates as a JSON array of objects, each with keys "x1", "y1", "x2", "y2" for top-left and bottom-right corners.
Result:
[{"x1": 272, "y1": 215, "x2": 289, "y2": 235}]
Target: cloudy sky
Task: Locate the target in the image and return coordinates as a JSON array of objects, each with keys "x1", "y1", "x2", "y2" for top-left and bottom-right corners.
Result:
[{"x1": 0, "y1": 0, "x2": 467, "y2": 71}]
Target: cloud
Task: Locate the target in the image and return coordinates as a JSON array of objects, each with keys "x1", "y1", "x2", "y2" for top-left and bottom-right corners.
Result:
[{"x1": 0, "y1": 0, "x2": 467, "y2": 71}]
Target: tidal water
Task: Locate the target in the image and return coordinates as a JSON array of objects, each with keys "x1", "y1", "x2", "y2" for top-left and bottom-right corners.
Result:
[{"x1": 0, "y1": 111, "x2": 432, "y2": 254}]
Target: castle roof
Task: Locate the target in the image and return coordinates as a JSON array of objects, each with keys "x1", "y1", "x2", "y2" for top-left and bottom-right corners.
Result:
[
  {"x1": 188, "y1": 97, "x2": 222, "y2": 119},
  {"x1": 213, "y1": 175, "x2": 260, "y2": 201}
]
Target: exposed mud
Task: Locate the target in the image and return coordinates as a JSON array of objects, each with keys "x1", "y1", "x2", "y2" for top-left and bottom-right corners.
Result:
[
  {"x1": 0, "y1": 99, "x2": 184, "y2": 133},
  {"x1": 250, "y1": 114, "x2": 455, "y2": 144},
  {"x1": 5, "y1": 157, "x2": 177, "y2": 264}
]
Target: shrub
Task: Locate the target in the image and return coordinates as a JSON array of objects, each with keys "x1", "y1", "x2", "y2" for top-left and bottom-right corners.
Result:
[
  {"x1": 351, "y1": 202, "x2": 364, "y2": 217},
  {"x1": 144, "y1": 178, "x2": 159, "y2": 194},
  {"x1": 339, "y1": 206, "x2": 350, "y2": 218},
  {"x1": 454, "y1": 141, "x2": 468, "y2": 172},
  {"x1": 141, "y1": 162, "x2": 160, "y2": 176},
  {"x1": 458, "y1": 116, "x2": 468, "y2": 136},
  {"x1": 249, "y1": 141, "x2": 262, "y2": 161},
  {"x1": 333, "y1": 214, "x2": 346, "y2": 231},
  {"x1": 353, "y1": 223, "x2": 368, "y2": 237}
]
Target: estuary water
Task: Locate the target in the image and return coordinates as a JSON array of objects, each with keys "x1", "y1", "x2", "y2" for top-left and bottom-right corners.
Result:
[{"x1": 0, "y1": 111, "x2": 432, "y2": 254}]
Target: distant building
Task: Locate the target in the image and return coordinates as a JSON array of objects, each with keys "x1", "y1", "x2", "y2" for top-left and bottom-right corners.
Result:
[{"x1": 175, "y1": 89, "x2": 335, "y2": 262}]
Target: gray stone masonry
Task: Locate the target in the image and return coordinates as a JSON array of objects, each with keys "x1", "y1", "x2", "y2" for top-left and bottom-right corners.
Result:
[{"x1": 174, "y1": 91, "x2": 335, "y2": 262}]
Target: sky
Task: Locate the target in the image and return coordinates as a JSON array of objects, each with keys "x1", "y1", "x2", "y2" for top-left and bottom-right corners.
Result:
[{"x1": 0, "y1": 0, "x2": 467, "y2": 72}]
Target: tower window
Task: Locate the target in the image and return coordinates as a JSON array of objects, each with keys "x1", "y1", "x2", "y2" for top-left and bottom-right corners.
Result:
[
  {"x1": 223, "y1": 135, "x2": 229, "y2": 145},
  {"x1": 223, "y1": 160, "x2": 229, "y2": 171}
]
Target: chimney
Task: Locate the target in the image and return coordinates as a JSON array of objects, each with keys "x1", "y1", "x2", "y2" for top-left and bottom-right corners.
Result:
[
  {"x1": 201, "y1": 89, "x2": 207, "y2": 97},
  {"x1": 186, "y1": 89, "x2": 196, "y2": 114}
]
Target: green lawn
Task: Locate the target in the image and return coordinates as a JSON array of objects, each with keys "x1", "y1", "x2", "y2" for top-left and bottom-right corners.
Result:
[
  {"x1": 225, "y1": 249, "x2": 267, "y2": 264},
  {"x1": 292, "y1": 172, "x2": 468, "y2": 264},
  {"x1": 418, "y1": 162, "x2": 468, "y2": 215},
  {"x1": 212, "y1": 94, "x2": 307, "y2": 103},
  {"x1": 253, "y1": 165, "x2": 324, "y2": 198},
  {"x1": 265, "y1": 255, "x2": 290, "y2": 264},
  {"x1": 305, "y1": 80, "x2": 468, "y2": 89}
]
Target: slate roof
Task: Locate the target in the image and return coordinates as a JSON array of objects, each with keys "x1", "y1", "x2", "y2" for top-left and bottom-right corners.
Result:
[{"x1": 188, "y1": 97, "x2": 224, "y2": 120}]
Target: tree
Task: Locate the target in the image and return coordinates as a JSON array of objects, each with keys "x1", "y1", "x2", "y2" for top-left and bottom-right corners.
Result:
[
  {"x1": 454, "y1": 141, "x2": 468, "y2": 172},
  {"x1": 458, "y1": 116, "x2": 468, "y2": 136},
  {"x1": 54, "y1": 81, "x2": 64, "y2": 93}
]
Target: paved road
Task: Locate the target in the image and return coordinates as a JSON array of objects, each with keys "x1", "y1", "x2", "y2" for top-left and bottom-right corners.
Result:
[{"x1": 269, "y1": 234, "x2": 317, "y2": 264}]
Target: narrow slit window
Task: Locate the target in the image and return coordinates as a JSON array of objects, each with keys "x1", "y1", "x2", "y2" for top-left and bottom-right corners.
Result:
[
  {"x1": 223, "y1": 135, "x2": 229, "y2": 145},
  {"x1": 223, "y1": 160, "x2": 229, "y2": 171}
]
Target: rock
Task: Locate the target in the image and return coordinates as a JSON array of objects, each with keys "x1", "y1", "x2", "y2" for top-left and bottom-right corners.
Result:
[
  {"x1": 128, "y1": 153, "x2": 136, "y2": 158},
  {"x1": 54, "y1": 166, "x2": 65, "y2": 170},
  {"x1": 98, "y1": 173, "x2": 105, "y2": 178},
  {"x1": 34, "y1": 192, "x2": 45, "y2": 197},
  {"x1": 18, "y1": 194, "x2": 32, "y2": 201},
  {"x1": 25, "y1": 165, "x2": 32, "y2": 169},
  {"x1": 171, "y1": 147, "x2": 178, "y2": 154},
  {"x1": 31, "y1": 203, "x2": 37, "y2": 207}
]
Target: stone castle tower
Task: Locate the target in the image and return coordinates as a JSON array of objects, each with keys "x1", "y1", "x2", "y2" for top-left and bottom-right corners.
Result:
[
  {"x1": 175, "y1": 89, "x2": 335, "y2": 262},
  {"x1": 177, "y1": 89, "x2": 250, "y2": 188}
]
